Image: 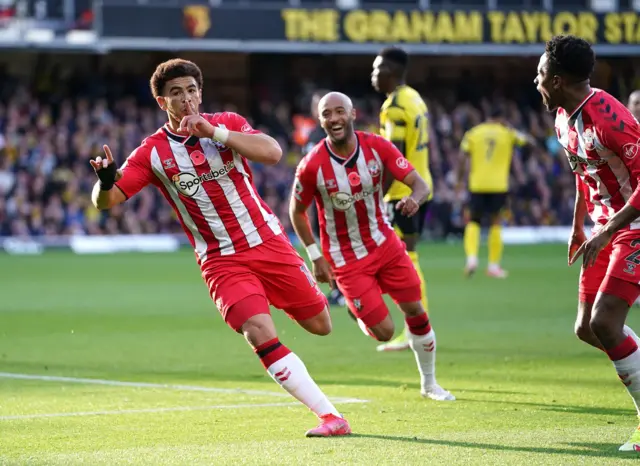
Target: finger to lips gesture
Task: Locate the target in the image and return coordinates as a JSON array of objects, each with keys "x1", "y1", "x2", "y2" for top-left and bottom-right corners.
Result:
[{"x1": 178, "y1": 102, "x2": 212, "y2": 138}]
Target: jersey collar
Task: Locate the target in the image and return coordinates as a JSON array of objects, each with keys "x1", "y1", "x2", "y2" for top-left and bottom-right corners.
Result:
[
  {"x1": 566, "y1": 89, "x2": 596, "y2": 123},
  {"x1": 163, "y1": 124, "x2": 200, "y2": 147},
  {"x1": 325, "y1": 134, "x2": 360, "y2": 168}
]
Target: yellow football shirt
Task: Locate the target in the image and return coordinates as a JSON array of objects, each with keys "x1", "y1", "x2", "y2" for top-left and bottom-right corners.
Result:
[
  {"x1": 460, "y1": 122, "x2": 527, "y2": 193},
  {"x1": 380, "y1": 85, "x2": 433, "y2": 202}
]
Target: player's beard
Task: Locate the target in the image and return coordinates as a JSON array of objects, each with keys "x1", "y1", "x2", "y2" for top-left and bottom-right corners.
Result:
[{"x1": 329, "y1": 120, "x2": 354, "y2": 147}]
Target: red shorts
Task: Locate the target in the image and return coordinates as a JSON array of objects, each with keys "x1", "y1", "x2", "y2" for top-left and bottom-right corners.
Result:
[
  {"x1": 334, "y1": 235, "x2": 422, "y2": 324},
  {"x1": 579, "y1": 230, "x2": 640, "y2": 306},
  {"x1": 201, "y1": 234, "x2": 327, "y2": 332}
]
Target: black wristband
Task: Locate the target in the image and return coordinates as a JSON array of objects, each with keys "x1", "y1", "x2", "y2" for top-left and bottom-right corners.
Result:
[
  {"x1": 95, "y1": 162, "x2": 118, "y2": 191},
  {"x1": 100, "y1": 180, "x2": 115, "y2": 191}
]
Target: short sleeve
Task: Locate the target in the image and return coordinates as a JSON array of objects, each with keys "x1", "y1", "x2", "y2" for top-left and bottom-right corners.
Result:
[
  {"x1": 373, "y1": 134, "x2": 415, "y2": 180},
  {"x1": 382, "y1": 106, "x2": 408, "y2": 144},
  {"x1": 213, "y1": 112, "x2": 262, "y2": 135},
  {"x1": 460, "y1": 130, "x2": 471, "y2": 153},
  {"x1": 512, "y1": 129, "x2": 529, "y2": 147},
  {"x1": 293, "y1": 156, "x2": 317, "y2": 207},
  {"x1": 114, "y1": 146, "x2": 153, "y2": 199}
]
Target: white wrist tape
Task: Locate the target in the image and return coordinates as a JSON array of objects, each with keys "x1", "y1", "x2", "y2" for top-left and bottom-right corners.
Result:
[
  {"x1": 305, "y1": 243, "x2": 322, "y2": 261},
  {"x1": 212, "y1": 127, "x2": 229, "y2": 144}
]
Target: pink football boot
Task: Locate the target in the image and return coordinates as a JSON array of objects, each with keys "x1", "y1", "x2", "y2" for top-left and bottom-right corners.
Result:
[{"x1": 305, "y1": 414, "x2": 352, "y2": 437}]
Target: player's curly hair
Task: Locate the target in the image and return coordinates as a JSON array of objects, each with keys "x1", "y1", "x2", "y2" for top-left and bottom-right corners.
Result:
[
  {"x1": 150, "y1": 59, "x2": 204, "y2": 98},
  {"x1": 545, "y1": 35, "x2": 595, "y2": 82},
  {"x1": 379, "y1": 46, "x2": 409, "y2": 75}
]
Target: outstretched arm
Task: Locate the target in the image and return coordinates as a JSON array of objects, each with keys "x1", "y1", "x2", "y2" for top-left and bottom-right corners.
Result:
[{"x1": 90, "y1": 145, "x2": 126, "y2": 210}]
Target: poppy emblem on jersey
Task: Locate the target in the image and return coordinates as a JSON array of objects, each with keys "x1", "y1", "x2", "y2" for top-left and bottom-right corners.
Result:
[
  {"x1": 396, "y1": 157, "x2": 409, "y2": 170},
  {"x1": 189, "y1": 150, "x2": 207, "y2": 166},
  {"x1": 367, "y1": 160, "x2": 380, "y2": 176},
  {"x1": 348, "y1": 172, "x2": 361, "y2": 187},
  {"x1": 582, "y1": 128, "x2": 596, "y2": 151},
  {"x1": 623, "y1": 140, "x2": 640, "y2": 159}
]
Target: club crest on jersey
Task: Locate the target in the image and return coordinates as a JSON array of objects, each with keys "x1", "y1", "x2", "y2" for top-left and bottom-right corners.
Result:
[
  {"x1": 367, "y1": 160, "x2": 380, "y2": 176},
  {"x1": 582, "y1": 128, "x2": 596, "y2": 151},
  {"x1": 326, "y1": 179, "x2": 336, "y2": 189},
  {"x1": 353, "y1": 299, "x2": 362, "y2": 311},
  {"x1": 623, "y1": 140, "x2": 640, "y2": 159},
  {"x1": 172, "y1": 161, "x2": 235, "y2": 197},
  {"x1": 396, "y1": 157, "x2": 409, "y2": 170},
  {"x1": 348, "y1": 172, "x2": 361, "y2": 187},
  {"x1": 163, "y1": 159, "x2": 175, "y2": 169},
  {"x1": 189, "y1": 150, "x2": 207, "y2": 166}
]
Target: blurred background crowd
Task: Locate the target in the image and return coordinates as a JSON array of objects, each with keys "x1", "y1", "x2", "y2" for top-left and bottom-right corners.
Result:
[{"x1": 0, "y1": 52, "x2": 637, "y2": 241}]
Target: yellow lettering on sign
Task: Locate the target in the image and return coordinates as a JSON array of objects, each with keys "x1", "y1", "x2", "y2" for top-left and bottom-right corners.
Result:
[
  {"x1": 343, "y1": 10, "x2": 482, "y2": 43},
  {"x1": 487, "y1": 11, "x2": 505, "y2": 42},
  {"x1": 604, "y1": 12, "x2": 640, "y2": 44},
  {"x1": 343, "y1": 9, "x2": 368, "y2": 42},
  {"x1": 281, "y1": 9, "x2": 339, "y2": 42},
  {"x1": 489, "y1": 11, "x2": 597, "y2": 43}
]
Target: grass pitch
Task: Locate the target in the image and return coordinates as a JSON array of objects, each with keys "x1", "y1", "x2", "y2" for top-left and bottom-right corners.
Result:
[{"x1": 1, "y1": 243, "x2": 640, "y2": 465}]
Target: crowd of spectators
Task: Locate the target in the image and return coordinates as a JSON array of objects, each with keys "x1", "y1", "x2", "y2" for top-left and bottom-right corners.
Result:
[{"x1": 0, "y1": 67, "x2": 589, "y2": 241}]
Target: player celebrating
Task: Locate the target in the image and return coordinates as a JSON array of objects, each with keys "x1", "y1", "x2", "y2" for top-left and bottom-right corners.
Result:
[
  {"x1": 289, "y1": 92, "x2": 455, "y2": 401},
  {"x1": 371, "y1": 46, "x2": 434, "y2": 352},
  {"x1": 536, "y1": 35, "x2": 640, "y2": 451},
  {"x1": 627, "y1": 91, "x2": 640, "y2": 308},
  {"x1": 456, "y1": 109, "x2": 533, "y2": 278},
  {"x1": 89, "y1": 59, "x2": 350, "y2": 438},
  {"x1": 305, "y1": 89, "x2": 346, "y2": 308}
]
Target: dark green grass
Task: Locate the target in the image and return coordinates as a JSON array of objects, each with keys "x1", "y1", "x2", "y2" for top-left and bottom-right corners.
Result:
[{"x1": 1, "y1": 243, "x2": 639, "y2": 465}]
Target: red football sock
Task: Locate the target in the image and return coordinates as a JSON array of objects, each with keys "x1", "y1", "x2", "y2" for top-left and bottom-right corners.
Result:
[{"x1": 405, "y1": 312, "x2": 432, "y2": 336}]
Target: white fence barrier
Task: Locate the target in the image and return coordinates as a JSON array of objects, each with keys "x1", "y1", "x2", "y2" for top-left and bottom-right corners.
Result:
[{"x1": 0, "y1": 226, "x2": 589, "y2": 256}]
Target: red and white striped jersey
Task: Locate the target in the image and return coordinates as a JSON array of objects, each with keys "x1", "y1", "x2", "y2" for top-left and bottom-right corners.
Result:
[
  {"x1": 555, "y1": 89, "x2": 640, "y2": 230},
  {"x1": 114, "y1": 112, "x2": 282, "y2": 264},
  {"x1": 294, "y1": 131, "x2": 415, "y2": 269}
]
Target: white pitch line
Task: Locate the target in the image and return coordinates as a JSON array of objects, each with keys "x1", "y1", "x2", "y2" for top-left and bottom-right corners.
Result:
[
  {"x1": 0, "y1": 372, "x2": 369, "y2": 405},
  {"x1": 0, "y1": 402, "x2": 305, "y2": 421}
]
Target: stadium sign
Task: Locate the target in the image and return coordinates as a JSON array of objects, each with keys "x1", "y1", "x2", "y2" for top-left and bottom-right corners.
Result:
[{"x1": 96, "y1": 6, "x2": 640, "y2": 55}]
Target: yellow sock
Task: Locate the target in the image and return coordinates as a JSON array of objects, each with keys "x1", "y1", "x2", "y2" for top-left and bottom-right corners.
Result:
[
  {"x1": 408, "y1": 251, "x2": 429, "y2": 312},
  {"x1": 488, "y1": 225, "x2": 503, "y2": 266},
  {"x1": 463, "y1": 222, "x2": 481, "y2": 263}
]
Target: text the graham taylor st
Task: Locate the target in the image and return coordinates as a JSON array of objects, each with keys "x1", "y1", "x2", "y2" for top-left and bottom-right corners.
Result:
[{"x1": 281, "y1": 9, "x2": 640, "y2": 44}]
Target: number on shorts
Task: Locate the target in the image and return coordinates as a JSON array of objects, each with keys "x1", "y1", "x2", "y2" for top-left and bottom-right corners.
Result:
[
  {"x1": 625, "y1": 239, "x2": 640, "y2": 265},
  {"x1": 300, "y1": 264, "x2": 317, "y2": 288}
]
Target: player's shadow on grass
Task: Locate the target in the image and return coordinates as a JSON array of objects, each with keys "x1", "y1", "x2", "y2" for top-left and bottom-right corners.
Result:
[
  {"x1": 347, "y1": 434, "x2": 637, "y2": 459},
  {"x1": 314, "y1": 377, "x2": 528, "y2": 395},
  {"x1": 462, "y1": 397, "x2": 632, "y2": 417}
]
